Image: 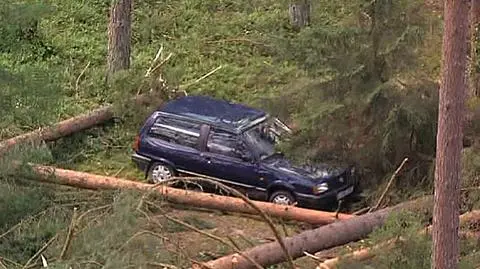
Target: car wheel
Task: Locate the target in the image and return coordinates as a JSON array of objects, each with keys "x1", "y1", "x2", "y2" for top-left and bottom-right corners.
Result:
[
  {"x1": 148, "y1": 162, "x2": 175, "y2": 184},
  {"x1": 269, "y1": 190, "x2": 296, "y2": 206}
]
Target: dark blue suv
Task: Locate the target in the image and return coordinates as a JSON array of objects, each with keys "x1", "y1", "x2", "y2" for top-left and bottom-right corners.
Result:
[{"x1": 132, "y1": 95, "x2": 358, "y2": 208}]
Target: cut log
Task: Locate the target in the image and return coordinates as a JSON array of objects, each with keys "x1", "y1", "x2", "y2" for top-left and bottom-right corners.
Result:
[
  {"x1": 203, "y1": 196, "x2": 433, "y2": 269},
  {"x1": 26, "y1": 164, "x2": 352, "y2": 225},
  {"x1": 0, "y1": 94, "x2": 163, "y2": 157},
  {"x1": 316, "y1": 210, "x2": 480, "y2": 269}
]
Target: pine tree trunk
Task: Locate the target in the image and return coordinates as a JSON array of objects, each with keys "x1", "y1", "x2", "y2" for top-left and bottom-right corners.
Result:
[
  {"x1": 107, "y1": 0, "x2": 132, "y2": 81},
  {"x1": 471, "y1": 0, "x2": 480, "y2": 97},
  {"x1": 432, "y1": 0, "x2": 470, "y2": 268}
]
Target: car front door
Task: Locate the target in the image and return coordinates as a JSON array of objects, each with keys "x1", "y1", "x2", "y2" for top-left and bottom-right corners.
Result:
[{"x1": 195, "y1": 126, "x2": 267, "y2": 198}]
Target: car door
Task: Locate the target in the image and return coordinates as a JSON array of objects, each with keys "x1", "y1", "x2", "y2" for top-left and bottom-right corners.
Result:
[
  {"x1": 195, "y1": 126, "x2": 267, "y2": 195},
  {"x1": 143, "y1": 115, "x2": 204, "y2": 172}
]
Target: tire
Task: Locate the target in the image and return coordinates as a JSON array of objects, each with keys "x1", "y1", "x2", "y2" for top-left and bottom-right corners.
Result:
[
  {"x1": 147, "y1": 162, "x2": 176, "y2": 184},
  {"x1": 269, "y1": 190, "x2": 296, "y2": 206}
]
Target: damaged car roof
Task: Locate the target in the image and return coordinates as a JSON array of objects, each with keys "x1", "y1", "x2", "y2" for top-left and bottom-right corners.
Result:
[{"x1": 158, "y1": 95, "x2": 267, "y2": 132}]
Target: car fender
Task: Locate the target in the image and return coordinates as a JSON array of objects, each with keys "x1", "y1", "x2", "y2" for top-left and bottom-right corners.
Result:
[
  {"x1": 266, "y1": 180, "x2": 296, "y2": 195},
  {"x1": 144, "y1": 156, "x2": 177, "y2": 177}
]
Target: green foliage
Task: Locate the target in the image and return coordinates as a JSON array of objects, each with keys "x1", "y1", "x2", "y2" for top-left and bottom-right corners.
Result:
[
  {"x1": 0, "y1": 1, "x2": 56, "y2": 61},
  {"x1": 0, "y1": 178, "x2": 61, "y2": 264},
  {"x1": 1, "y1": 0, "x2": 477, "y2": 267},
  {"x1": 262, "y1": 0, "x2": 442, "y2": 202},
  {"x1": 461, "y1": 146, "x2": 480, "y2": 211},
  {"x1": 338, "y1": 211, "x2": 480, "y2": 269}
]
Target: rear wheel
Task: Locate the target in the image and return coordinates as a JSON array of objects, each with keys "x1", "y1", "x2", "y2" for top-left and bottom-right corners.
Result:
[
  {"x1": 269, "y1": 190, "x2": 296, "y2": 205},
  {"x1": 147, "y1": 162, "x2": 175, "y2": 184}
]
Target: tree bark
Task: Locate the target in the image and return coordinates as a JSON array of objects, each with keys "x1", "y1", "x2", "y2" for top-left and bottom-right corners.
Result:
[
  {"x1": 107, "y1": 0, "x2": 133, "y2": 81},
  {"x1": 289, "y1": 0, "x2": 311, "y2": 29},
  {"x1": 433, "y1": 0, "x2": 470, "y2": 268},
  {"x1": 0, "y1": 94, "x2": 163, "y2": 157},
  {"x1": 316, "y1": 210, "x2": 480, "y2": 269},
  {"x1": 26, "y1": 164, "x2": 353, "y2": 225},
  {"x1": 204, "y1": 196, "x2": 433, "y2": 269},
  {"x1": 471, "y1": 0, "x2": 480, "y2": 97},
  {"x1": 0, "y1": 107, "x2": 114, "y2": 156}
]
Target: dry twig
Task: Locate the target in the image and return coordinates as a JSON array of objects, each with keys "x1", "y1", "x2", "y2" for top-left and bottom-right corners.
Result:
[
  {"x1": 148, "y1": 176, "x2": 296, "y2": 269},
  {"x1": 0, "y1": 209, "x2": 49, "y2": 240},
  {"x1": 145, "y1": 201, "x2": 264, "y2": 269},
  {"x1": 75, "y1": 61, "x2": 91, "y2": 96},
  {"x1": 119, "y1": 230, "x2": 168, "y2": 251},
  {"x1": 353, "y1": 207, "x2": 370, "y2": 215},
  {"x1": 237, "y1": 232, "x2": 256, "y2": 247},
  {"x1": 178, "y1": 65, "x2": 223, "y2": 91},
  {"x1": 59, "y1": 207, "x2": 78, "y2": 260},
  {"x1": 23, "y1": 234, "x2": 58, "y2": 268},
  {"x1": 184, "y1": 177, "x2": 296, "y2": 269},
  {"x1": 303, "y1": 251, "x2": 323, "y2": 262},
  {"x1": 368, "y1": 158, "x2": 409, "y2": 213},
  {"x1": 0, "y1": 257, "x2": 22, "y2": 268},
  {"x1": 76, "y1": 204, "x2": 112, "y2": 225},
  {"x1": 147, "y1": 262, "x2": 179, "y2": 269},
  {"x1": 316, "y1": 238, "x2": 401, "y2": 269}
]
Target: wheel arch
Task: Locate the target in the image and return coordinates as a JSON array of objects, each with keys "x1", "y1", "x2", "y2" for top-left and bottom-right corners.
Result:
[
  {"x1": 145, "y1": 158, "x2": 177, "y2": 179},
  {"x1": 266, "y1": 182, "x2": 296, "y2": 200}
]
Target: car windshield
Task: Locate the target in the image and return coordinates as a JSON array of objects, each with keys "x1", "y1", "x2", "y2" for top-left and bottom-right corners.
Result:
[
  {"x1": 243, "y1": 116, "x2": 292, "y2": 159},
  {"x1": 244, "y1": 127, "x2": 276, "y2": 160}
]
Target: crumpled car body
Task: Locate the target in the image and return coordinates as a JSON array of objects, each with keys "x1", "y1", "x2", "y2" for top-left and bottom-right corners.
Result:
[{"x1": 131, "y1": 95, "x2": 359, "y2": 209}]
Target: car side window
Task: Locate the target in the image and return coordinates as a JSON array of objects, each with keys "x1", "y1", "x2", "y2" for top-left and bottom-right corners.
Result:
[
  {"x1": 148, "y1": 116, "x2": 200, "y2": 149},
  {"x1": 207, "y1": 129, "x2": 252, "y2": 161}
]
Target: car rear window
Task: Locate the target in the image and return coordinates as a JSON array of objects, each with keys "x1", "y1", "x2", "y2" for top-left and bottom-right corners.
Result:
[{"x1": 148, "y1": 116, "x2": 200, "y2": 149}]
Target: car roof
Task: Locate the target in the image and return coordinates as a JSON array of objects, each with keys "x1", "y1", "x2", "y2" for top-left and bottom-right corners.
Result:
[{"x1": 158, "y1": 95, "x2": 267, "y2": 133}]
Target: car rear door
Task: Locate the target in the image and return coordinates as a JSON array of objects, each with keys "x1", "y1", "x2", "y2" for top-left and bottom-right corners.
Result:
[{"x1": 142, "y1": 115, "x2": 204, "y2": 172}]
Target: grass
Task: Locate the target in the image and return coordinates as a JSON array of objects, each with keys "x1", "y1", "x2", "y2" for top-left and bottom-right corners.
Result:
[{"x1": 1, "y1": 0, "x2": 480, "y2": 268}]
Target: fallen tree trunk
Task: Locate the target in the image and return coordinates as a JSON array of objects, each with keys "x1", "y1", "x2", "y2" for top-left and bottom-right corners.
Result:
[
  {"x1": 317, "y1": 210, "x2": 480, "y2": 269},
  {"x1": 0, "y1": 106, "x2": 113, "y2": 156},
  {"x1": 0, "y1": 94, "x2": 162, "y2": 157},
  {"x1": 317, "y1": 238, "x2": 400, "y2": 269},
  {"x1": 27, "y1": 164, "x2": 352, "y2": 225},
  {"x1": 203, "y1": 196, "x2": 433, "y2": 269}
]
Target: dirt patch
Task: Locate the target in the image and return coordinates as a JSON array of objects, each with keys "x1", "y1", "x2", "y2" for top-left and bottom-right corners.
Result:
[{"x1": 153, "y1": 207, "x2": 318, "y2": 267}]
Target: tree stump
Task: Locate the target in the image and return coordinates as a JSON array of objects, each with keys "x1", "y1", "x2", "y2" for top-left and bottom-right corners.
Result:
[{"x1": 289, "y1": 0, "x2": 311, "y2": 29}]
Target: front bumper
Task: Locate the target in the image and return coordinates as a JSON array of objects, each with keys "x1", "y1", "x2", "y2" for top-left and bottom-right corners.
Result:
[
  {"x1": 131, "y1": 153, "x2": 152, "y2": 173},
  {"x1": 296, "y1": 183, "x2": 356, "y2": 209}
]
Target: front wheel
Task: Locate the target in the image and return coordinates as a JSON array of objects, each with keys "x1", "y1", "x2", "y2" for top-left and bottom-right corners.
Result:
[
  {"x1": 269, "y1": 190, "x2": 296, "y2": 206},
  {"x1": 147, "y1": 162, "x2": 175, "y2": 184}
]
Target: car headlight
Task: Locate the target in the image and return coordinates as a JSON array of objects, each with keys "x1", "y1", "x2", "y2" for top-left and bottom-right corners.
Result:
[{"x1": 313, "y1": 182, "x2": 329, "y2": 194}]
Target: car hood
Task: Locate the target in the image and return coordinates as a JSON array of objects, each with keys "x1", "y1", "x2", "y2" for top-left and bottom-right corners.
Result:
[{"x1": 260, "y1": 154, "x2": 346, "y2": 181}]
